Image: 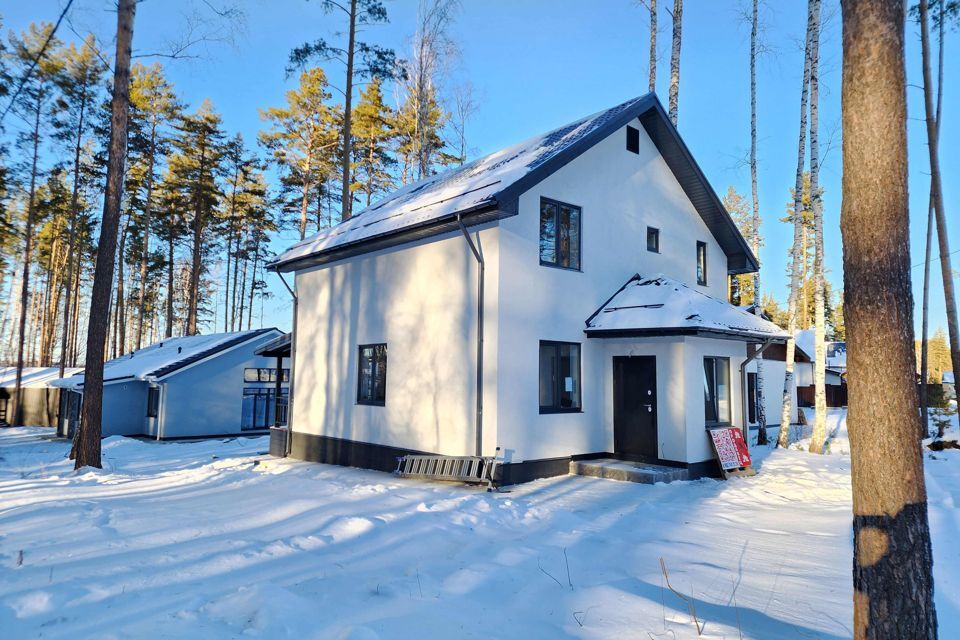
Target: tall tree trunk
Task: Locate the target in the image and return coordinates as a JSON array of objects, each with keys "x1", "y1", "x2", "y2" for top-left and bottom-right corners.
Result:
[
  {"x1": 165, "y1": 229, "x2": 174, "y2": 338},
  {"x1": 808, "y1": 0, "x2": 828, "y2": 454},
  {"x1": 186, "y1": 141, "x2": 207, "y2": 337},
  {"x1": 113, "y1": 219, "x2": 130, "y2": 357},
  {"x1": 12, "y1": 88, "x2": 44, "y2": 427},
  {"x1": 920, "y1": 0, "x2": 960, "y2": 396},
  {"x1": 778, "y1": 0, "x2": 816, "y2": 448},
  {"x1": 843, "y1": 1, "x2": 938, "y2": 635},
  {"x1": 919, "y1": 7, "x2": 944, "y2": 434},
  {"x1": 60, "y1": 85, "x2": 88, "y2": 376},
  {"x1": 247, "y1": 245, "x2": 259, "y2": 331},
  {"x1": 135, "y1": 115, "x2": 158, "y2": 350},
  {"x1": 340, "y1": 0, "x2": 357, "y2": 220},
  {"x1": 75, "y1": 0, "x2": 136, "y2": 470},
  {"x1": 648, "y1": 0, "x2": 657, "y2": 93},
  {"x1": 668, "y1": 0, "x2": 682, "y2": 126},
  {"x1": 749, "y1": 0, "x2": 767, "y2": 445}
]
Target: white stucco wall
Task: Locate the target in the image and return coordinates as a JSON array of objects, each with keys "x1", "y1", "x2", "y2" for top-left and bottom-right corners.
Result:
[
  {"x1": 495, "y1": 122, "x2": 733, "y2": 463},
  {"x1": 745, "y1": 357, "x2": 800, "y2": 426},
  {"x1": 291, "y1": 225, "x2": 500, "y2": 457}
]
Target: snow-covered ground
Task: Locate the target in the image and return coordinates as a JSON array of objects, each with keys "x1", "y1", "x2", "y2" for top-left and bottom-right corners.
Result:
[{"x1": 1, "y1": 413, "x2": 958, "y2": 639}]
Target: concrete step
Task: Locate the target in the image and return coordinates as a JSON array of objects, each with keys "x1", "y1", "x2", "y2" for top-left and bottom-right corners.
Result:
[{"x1": 570, "y1": 458, "x2": 689, "y2": 484}]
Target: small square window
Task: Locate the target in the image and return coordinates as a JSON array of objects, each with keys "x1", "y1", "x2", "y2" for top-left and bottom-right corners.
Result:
[
  {"x1": 696, "y1": 241, "x2": 708, "y2": 286},
  {"x1": 357, "y1": 344, "x2": 387, "y2": 405},
  {"x1": 647, "y1": 227, "x2": 660, "y2": 253},
  {"x1": 626, "y1": 126, "x2": 640, "y2": 154}
]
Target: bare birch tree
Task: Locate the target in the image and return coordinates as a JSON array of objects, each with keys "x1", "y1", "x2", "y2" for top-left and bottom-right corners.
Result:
[
  {"x1": 668, "y1": 0, "x2": 682, "y2": 125},
  {"x1": 842, "y1": 0, "x2": 938, "y2": 634},
  {"x1": 808, "y1": 0, "x2": 828, "y2": 454},
  {"x1": 778, "y1": 1, "x2": 817, "y2": 448}
]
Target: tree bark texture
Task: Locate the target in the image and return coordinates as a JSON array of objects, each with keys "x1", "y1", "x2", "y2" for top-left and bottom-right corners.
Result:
[
  {"x1": 668, "y1": 0, "x2": 682, "y2": 126},
  {"x1": 842, "y1": 0, "x2": 937, "y2": 636}
]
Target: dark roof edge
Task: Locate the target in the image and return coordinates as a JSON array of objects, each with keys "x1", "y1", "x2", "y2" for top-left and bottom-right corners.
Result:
[
  {"x1": 269, "y1": 204, "x2": 504, "y2": 273},
  {"x1": 584, "y1": 273, "x2": 642, "y2": 329},
  {"x1": 150, "y1": 328, "x2": 281, "y2": 380},
  {"x1": 584, "y1": 327, "x2": 787, "y2": 343}
]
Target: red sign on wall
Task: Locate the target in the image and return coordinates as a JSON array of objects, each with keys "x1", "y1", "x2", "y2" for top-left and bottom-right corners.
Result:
[{"x1": 708, "y1": 427, "x2": 752, "y2": 471}]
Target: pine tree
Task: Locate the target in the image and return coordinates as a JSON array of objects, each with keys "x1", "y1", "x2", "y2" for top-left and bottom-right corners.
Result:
[
  {"x1": 166, "y1": 100, "x2": 225, "y2": 336},
  {"x1": 289, "y1": 0, "x2": 403, "y2": 220},
  {"x1": 351, "y1": 77, "x2": 396, "y2": 208},
  {"x1": 260, "y1": 67, "x2": 339, "y2": 239}
]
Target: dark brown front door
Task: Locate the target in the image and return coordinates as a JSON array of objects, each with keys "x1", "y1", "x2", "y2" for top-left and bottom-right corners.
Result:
[{"x1": 613, "y1": 356, "x2": 658, "y2": 459}]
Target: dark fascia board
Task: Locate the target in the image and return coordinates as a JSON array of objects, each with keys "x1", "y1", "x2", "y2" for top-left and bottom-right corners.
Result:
[
  {"x1": 151, "y1": 328, "x2": 280, "y2": 380},
  {"x1": 255, "y1": 332, "x2": 292, "y2": 357},
  {"x1": 270, "y1": 203, "x2": 504, "y2": 273},
  {"x1": 584, "y1": 273, "x2": 642, "y2": 329},
  {"x1": 584, "y1": 326, "x2": 787, "y2": 344}
]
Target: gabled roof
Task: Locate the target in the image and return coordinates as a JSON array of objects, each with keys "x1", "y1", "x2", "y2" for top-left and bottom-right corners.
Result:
[
  {"x1": 271, "y1": 93, "x2": 758, "y2": 275},
  {"x1": 51, "y1": 329, "x2": 280, "y2": 390},
  {"x1": 254, "y1": 332, "x2": 291, "y2": 358},
  {"x1": 0, "y1": 367, "x2": 82, "y2": 388},
  {"x1": 585, "y1": 274, "x2": 789, "y2": 342}
]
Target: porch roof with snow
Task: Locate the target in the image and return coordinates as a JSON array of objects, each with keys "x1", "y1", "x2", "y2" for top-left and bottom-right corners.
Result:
[
  {"x1": 270, "y1": 93, "x2": 758, "y2": 275},
  {"x1": 0, "y1": 367, "x2": 83, "y2": 388},
  {"x1": 50, "y1": 328, "x2": 280, "y2": 391},
  {"x1": 585, "y1": 274, "x2": 790, "y2": 342}
]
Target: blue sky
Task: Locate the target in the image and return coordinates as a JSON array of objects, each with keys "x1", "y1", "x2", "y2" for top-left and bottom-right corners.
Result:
[{"x1": 5, "y1": 0, "x2": 957, "y2": 336}]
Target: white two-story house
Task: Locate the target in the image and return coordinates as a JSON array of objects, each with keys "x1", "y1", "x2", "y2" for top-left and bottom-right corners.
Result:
[{"x1": 269, "y1": 94, "x2": 788, "y2": 484}]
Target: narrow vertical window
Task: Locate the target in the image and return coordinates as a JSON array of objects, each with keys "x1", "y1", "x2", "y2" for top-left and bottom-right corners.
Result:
[
  {"x1": 357, "y1": 344, "x2": 387, "y2": 405},
  {"x1": 539, "y1": 198, "x2": 582, "y2": 270},
  {"x1": 626, "y1": 125, "x2": 640, "y2": 154},
  {"x1": 696, "y1": 241, "x2": 708, "y2": 286},
  {"x1": 647, "y1": 226, "x2": 660, "y2": 253},
  {"x1": 539, "y1": 341, "x2": 582, "y2": 413},
  {"x1": 146, "y1": 387, "x2": 159, "y2": 418},
  {"x1": 703, "y1": 357, "x2": 731, "y2": 425}
]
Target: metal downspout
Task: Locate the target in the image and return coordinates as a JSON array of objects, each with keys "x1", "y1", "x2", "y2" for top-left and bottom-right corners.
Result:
[
  {"x1": 278, "y1": 271, "x2": 298, "y2": 457},
  {"x1": 740, "y1": 338, "x2": 776, "y2": 442},
  {"x1": 457, "y1": 213, "x2": 484, "y2": 457}
]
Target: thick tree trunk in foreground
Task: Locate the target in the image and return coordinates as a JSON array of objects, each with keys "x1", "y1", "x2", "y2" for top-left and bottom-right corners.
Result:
[
  {"x1": 842, "y1": 0, "x2": 937, "y2": 636},
  {"x1": 75, "y1": 0, "x2": 136, "y2": 470},
  {"x1": 808, "y1": 0, "x2": 828, "y2": 454},
  {"x1": 778, "y1": 0, "x2": 816, "y2": 448},
  {"x1": 668, "y1": 0, "x2": 682, "y2": 126}
]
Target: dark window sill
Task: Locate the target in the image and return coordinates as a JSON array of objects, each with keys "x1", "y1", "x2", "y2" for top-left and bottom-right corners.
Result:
[
  {"x1": 357, "y1": 400, "x2": 386, "y2": 407},
  {"x1": 540, "y1": 408, "x2": 584, "y2": 415},
  {"x1": 705, "y1": 422, "x2": 733, "y2": 429},
  {"x1": 539, "y1": 261, "x2": 582, "y2": 273}
]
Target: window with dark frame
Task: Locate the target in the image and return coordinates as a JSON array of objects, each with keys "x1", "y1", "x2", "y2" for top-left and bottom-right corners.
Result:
[
  {"x1": 243, "y1": 368, "x2": 290, "y2": 383},
  {"x1": 747, "y1": 372, "x2": 758, "y2": 425},
  {"x1": 241, "y1": 388, "x2": 289, "y2": 430},
  {"x1": 539, "y1": 341, "x2": 582, "y2": 413},
  {"x1": 357, "y1": 344, "x2": 388, "y2": 405},
  {"x1": 703, "y1": 356, "x2": 731, "y2": 425},
  {"x1": 146, "y1": 387, "x2": 159, "y2": 418},
  {"x1": 539, "y1": 198, "x2": 582, "y2": 270},
  {"x1": 626, "y1": 125, "x2": 640, "y2": 154},
  {"x1": 647, "y1": 226, "x2": 660, "y2": 253},
  {"x1": 696, "y1": 241, "x2": 708, "y2": 286}
]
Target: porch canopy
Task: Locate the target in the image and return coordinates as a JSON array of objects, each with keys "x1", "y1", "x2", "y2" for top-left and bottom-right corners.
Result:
[
  {"x1": 585, "y1": 274, "x2": 790, "y2": 342},
  {"x1": 254, "y1": 332, "x2": 292, "y2": 358}
]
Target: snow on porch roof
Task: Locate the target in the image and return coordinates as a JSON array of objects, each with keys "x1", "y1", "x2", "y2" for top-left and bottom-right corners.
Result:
[
  {"x1": 585, "y1": 274, "x2": 789, "y2": 342},
  {"x1": 50, "y1": 328, "x2": 279, "y2": 390},
  {"x1": 0, "y1": 367, "x2": 82, "y2": 388},
  {"x1": 270, "y1": 93, "x2": 758, "y2": 275}
]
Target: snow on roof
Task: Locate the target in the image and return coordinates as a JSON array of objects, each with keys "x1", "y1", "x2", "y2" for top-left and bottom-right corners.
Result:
[
  {"x1": 51, "y1": 329, "x2": 278, "y2": 390},
  {"x1": 0, "y1": 367, "x2": 82, "y2": 388},
  {"x1": 794, "y1": 330, "x2": 846, "y2": 366},
  {"x1": 795, "y1": 329, "x2": 816, "y2": 359},
  {"x1": 945, "y1": 371, "x2": 955, "y2": 385},
  {"x1": 271, "y1": 95, "x2": 654, "y2": 270},
  {"x1": 585, "y1": 274, "x2": 789, "y2": 340}
]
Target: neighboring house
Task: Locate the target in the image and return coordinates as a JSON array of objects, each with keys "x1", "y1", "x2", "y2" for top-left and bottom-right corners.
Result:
[
  {"x1": 793, "y1": 329, "x2": 848, "y2": 408},
  {"x1": 742, "y1": 343, "x2": 810, "y2": 429},
  {"x1": 51, "y1": 329, "x2": 288, "y2": 439},
  {"x1": 269, "y1": 93, "x2": 788, "y2": 484},
  {"x1": 0, "y1": 367, "x2": 82, "y2": 427},
  {"x1": 944, "y1": 371, "x2": 955, "y2": 400}
]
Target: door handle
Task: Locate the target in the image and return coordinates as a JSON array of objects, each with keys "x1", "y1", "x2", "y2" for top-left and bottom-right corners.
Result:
[{"x1": 643, "y1": 404, "x2": 653, "y2": 412}]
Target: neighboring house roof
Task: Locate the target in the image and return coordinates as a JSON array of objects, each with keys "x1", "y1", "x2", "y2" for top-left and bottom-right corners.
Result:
[
  {"x1": 945, "y1": 371, "x2": 955, "y2": 385},
  {"x1": 0, "y1": 367, "x2": 82, "y2": 388},
  {"x1": 795, "y1": 329, "x2": 846, "y2": 367},
  {"x1": 584, "y1": 274, "x2": 789, "y2": 341},
  {"x1": 254, "y1": 332, "x2": 291, "y2": 358},
  {"x1": 51, "y1": 329, "x2": 279, "y2": 390},
  {"x1": 271, "y1": 93, "x2": 758, "y2": 275}
]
